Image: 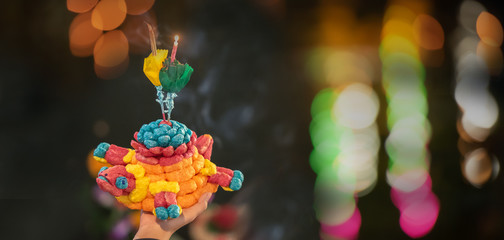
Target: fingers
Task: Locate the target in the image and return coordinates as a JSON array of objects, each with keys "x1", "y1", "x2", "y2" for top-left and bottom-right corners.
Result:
[
  {"x1": 199, "y1": 192, "x2": 212, "y2": 204},
  {"x1": 179, "y1": 193, "x2": 212, "y2": 222},
  {"x1": 190, "y1": 193, "x2": 212, "y2": 216},
  {"x1": 138, "y1": 193, "x2": 213, "y2": 231}
]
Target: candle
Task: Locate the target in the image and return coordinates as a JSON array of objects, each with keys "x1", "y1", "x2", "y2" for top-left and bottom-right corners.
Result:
[{"x1": 170, "y1": 35, "x2": 179, "y2": 63}]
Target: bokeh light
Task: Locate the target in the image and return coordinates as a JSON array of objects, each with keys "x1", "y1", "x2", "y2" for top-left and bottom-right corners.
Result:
[
  {"x1": 310, "y1": 47, "x2": 379, "y2": 238},
  {"x1": 93, "y1": 119, "x2": 110, "y2": 138},
  {"x1": 454, "y1": 37, "x2": 479, "y2": 60},
  {"x1": 382, "y1": 19, "x2": 415, "y2": 41},
  {"x1": 452, "y1": 1, "x2": 501, "y2": 190},
  {"x1": 320, "y1": 207, "x2": 361, "y2": 240},
  {"x1": 458, "y1": 1, "x2": 486, "y2": 33},
  {"x1": 92, "y1": 0, "x2": 127, "y2": 31},
  {"x1": 67, "y1": 0, "x2": 99, "y2": 13},
  {"x1": 324, "y1": 52, "x2": 374, "y2": 87},
  {"x1": 383, "y1": 5, "x2": 416, "y2": 24},
  {"x1": 69, "y1": 12, "x2": 103, "y2": 57},
  {"x1": 314, "y1": 166, "x2": 357, "y2": 224},
  {"x1": 93, "y1": 30, "x2": 129, "y2": 67},
  {"x1": 381, "y1": 35, "x2": 419, "y2": 59},
  {"x1": 381, "y1": 3, "x2": 439, "y2": 237},
  {"x1": 390, "y1": 175, "x2": 432, "y2": 211},
  {"x1": 311, "y1": 88, "x2": 338, "y2": 119},
  {"x1": 462, "y1": 148, "x2": 493, "y2": 187},
  {"x1": 461, "y1": 96, "x2": 498, "y2": 137},
  {"x1": 476, "y1": 41, "x2": 503, "y2": 75},
  {"x1": 67, "y1": 0, "x2": 157, "y2": 79},
  {"x1": 399, "y1": 193, "x2": 440, "y2": 238},
  {"x1": 87, "y1": 149, "x2": 112, "y2": 178},
  {"x1": 413, "y1": 14, "x2": 444, "y2": 50},
  {"x1": 333, "y1": 83, "x2": 379, "y2": 129},
  {"x1": 476, "y1": 11, "x2": 503, "y2": 47}
]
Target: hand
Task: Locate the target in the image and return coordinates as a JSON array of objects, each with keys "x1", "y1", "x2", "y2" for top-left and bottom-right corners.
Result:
[{"x1": 134, "y1": 193, "x2": 212, "y2": 240}]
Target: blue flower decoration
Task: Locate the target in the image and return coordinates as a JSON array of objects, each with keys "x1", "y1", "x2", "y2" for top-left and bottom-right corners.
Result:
[{"x1": 137, "y1": 119, "x2": 192, "y2": 149}]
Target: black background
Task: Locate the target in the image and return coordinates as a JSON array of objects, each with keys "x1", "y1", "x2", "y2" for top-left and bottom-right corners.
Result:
[{"x1": 1, "y1": 0, "x2": 504, "y2": 239}]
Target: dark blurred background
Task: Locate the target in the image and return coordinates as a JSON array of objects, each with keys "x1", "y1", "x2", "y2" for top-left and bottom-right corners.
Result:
[{"x1": 1, "y1": 0, "x2": 504, "y2": 239}]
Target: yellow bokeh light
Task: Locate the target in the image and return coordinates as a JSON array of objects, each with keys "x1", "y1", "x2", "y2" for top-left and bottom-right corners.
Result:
[
  {"x1": 380, "y1": 35, "x2": 419, "y2": 59},
  {"x1": 382, "y1": 19, "x2": 415, "y2": 41}
]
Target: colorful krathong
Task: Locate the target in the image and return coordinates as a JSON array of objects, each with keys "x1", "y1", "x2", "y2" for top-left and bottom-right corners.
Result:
[{"x1": 92, "y1": 25, "x2": 243, "y2": 220}]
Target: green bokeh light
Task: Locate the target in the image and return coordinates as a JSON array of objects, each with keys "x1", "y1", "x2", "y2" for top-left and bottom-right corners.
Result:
[{"x1": 311, "y1": 88, "x2": 338, "y2": 119}]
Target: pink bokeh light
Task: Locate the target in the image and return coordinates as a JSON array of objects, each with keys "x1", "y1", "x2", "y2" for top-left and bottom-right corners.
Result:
[
  {"x1": 390, "y1": 175, "x2": 432, "y2": 211},
  {"x1": 320, "y1": 207, "x2": 361, "y2": 239},
  {"x1": 399, "y1": 193, "x2": 440, "y2": 238}
]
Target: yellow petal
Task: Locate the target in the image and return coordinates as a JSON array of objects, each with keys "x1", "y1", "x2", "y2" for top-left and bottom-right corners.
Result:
[{"x1": 143, "y1": 49, "x2": 168, "y2": 86}]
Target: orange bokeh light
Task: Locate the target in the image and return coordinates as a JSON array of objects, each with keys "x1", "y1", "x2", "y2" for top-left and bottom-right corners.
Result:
[
  {"x1": 413, "y1": 14, "x2": 444, "y2": 50},
  {"x1": 94, "y1": 55, "x2": 130, "y2": 79},
  {"x1": 67, "y1": 0, "x2": 98, "y2": 13},
  {"x1": 476, "y1": 40, "x2": 503, "y2": 76},
  {"x1": 69, "y1": 12, "x2": 103, "y2": 57},
  {"x1": 92, "y1": 0, "x2": 127, "y2": 31},
  {"x1": 86, "y1": 149, "x2": 112, "y2": 178},
  {"x1": 125, "y1": 0, "x2": 155, "y2": 15},
  {"x1": 94, "y1": 30, "x2": 129, "y2": 67},
  {"x1": 476, "y1": 11, "x2": 503, "y2": 47},
  {"x1": 462, "y1": 148, "x2": 493, "y2": 187}
]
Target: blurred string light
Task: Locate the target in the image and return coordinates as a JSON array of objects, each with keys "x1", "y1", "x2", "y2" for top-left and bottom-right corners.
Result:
[
  {"x1": 311, "y1": 83, "x2": 380, "y2": 240},
  {"x1": 476, "y1": 11, "x2": 503, "y2": 75},
  {"x1": 380, "y1": 2, "x2": 440, "y2": 238},
  {"x1": 67, "y1": 0, "x2": 157, "y2": 79},
  {"x1": 452, "y1": 1, "x2": 501, "y2": 188},
  {"x1": 307, "y1": 3, "x2": 383, "y2": 238},
  {"x1": 310, "y1": 56, "x2": 379, "y2": 239}
]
